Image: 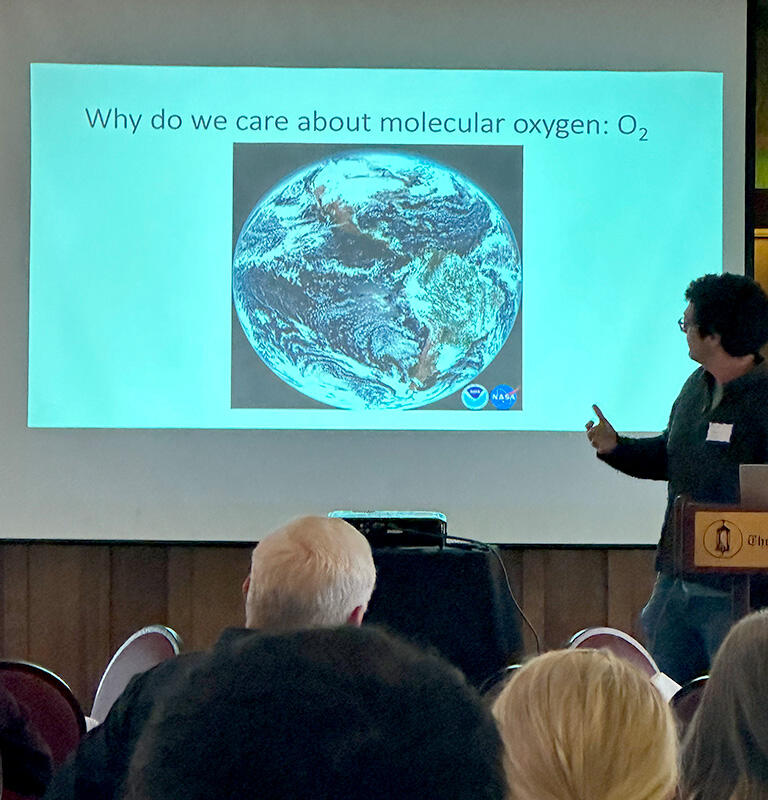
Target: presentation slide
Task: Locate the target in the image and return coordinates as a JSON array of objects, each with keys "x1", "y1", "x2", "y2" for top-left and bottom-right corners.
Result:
[
  {"x1": 29, "y1": 65, "x2": 721, "y2": 432},
  {"x1": 1, "y1": 0, "x2": 748, "y2": 544}
]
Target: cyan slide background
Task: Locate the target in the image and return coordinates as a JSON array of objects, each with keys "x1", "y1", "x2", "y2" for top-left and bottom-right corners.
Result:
[{"x1": 29, "y1": 65, "x2": 722, "y2": 430}]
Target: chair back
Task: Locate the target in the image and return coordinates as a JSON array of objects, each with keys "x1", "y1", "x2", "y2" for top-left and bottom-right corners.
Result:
[
  {"x1": 91, "y1": 625, "x2": 181, "y2": 725},
  {"x1": 670, "y1": 675, "x2": 708, "y2": 731},
  {"x1": 478, "y1": 664, "x2": 522, "y2": 705},
  {"x1": 0, "y1": 660, "x2": 85, "y2": 769},
  {"x1": 567, "y1": 626, "x2": 659, "y2": 678}
]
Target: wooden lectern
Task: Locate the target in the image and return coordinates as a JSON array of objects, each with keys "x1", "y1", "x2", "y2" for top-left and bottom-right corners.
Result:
[{"x1": 674, "y1": 495, "x2": 768, "y2": 621}]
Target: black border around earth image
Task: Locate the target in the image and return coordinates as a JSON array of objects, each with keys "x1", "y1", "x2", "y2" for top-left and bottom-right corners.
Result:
[{"x1": 231, "y1": 143, "x2": 523, "y2": 411}]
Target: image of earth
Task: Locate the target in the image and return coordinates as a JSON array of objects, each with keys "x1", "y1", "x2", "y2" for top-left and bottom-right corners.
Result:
[{"x1": 232, "y1": 150, "x2": 522, "y2": 410}]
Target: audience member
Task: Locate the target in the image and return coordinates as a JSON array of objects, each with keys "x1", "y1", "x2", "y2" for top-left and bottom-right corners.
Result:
[
  {"x1": 44, "y1": 515, "x2": 376, "y2": 800},
  {"x1": 120, "y1": 625, "x2": 505, "y2": 800},
  {"x1": 492, "y1": 648, "x2": 678, "y2": 800},
  {"x1": 681, "y1": 610, "x2": 768, "y2": 800},
  {"x1": 0, "y1": 681, "x2": 53, "y2": 796},
  {"x1": 243, "y1": 513, "x2": 375, "y2": 629}
]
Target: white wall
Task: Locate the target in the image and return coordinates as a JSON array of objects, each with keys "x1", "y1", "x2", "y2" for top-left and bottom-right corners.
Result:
[{"x1": 0, "y1": 0, "x2": 747, "y2": 542}]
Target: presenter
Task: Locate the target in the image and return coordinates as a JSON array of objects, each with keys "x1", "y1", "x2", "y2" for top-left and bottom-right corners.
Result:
[{"x1": 586, "y1": 273, "x2": 768, "y2": 684}]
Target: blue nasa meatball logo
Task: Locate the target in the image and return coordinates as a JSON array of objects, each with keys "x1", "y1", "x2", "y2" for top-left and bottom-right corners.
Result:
[
  {"x1": 490, "y1": 384, "x2": 518, "y2": 410},
  {"x1": 461, "y1": 384, "x2": 489, "y2": 410}
]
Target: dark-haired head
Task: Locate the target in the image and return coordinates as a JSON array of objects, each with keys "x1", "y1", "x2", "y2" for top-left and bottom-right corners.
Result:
[
  {"x1": 121, "y1": 625, "x2": 505, "y2": 800},
  {"x1": 685, "y1": 274, "x2": 768, "y2": 357},
  {"x1": 681, "y1": 610, "x2": 768, "y2": 800}
]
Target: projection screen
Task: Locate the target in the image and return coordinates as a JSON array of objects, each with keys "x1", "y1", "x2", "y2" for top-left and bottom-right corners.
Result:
[{"x1": 0, "y1": 0, "x2": 751, "y2": 542}]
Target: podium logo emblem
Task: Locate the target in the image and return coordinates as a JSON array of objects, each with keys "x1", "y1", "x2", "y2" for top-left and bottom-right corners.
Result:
[{"x1": 703, "y1": 518, "x2": 743, "y2": 559}]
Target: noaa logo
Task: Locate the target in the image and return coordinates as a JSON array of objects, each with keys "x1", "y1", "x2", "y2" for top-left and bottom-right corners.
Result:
[
  {"x1": 461, "y1": 384, "x2": 489, "y2": 410},
  {"x1": 703, "y1": 519, "x2": 743, "y2": 559},
  {"x1": 490, "y1": 384, "x2": 518, "y2": 410}
]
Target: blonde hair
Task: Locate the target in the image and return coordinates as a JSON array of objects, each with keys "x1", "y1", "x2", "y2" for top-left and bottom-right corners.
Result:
[
  {"x1": 245, "y1": 515, "x2": 375, "y2": 630},
  {"x1": 491, "y1": 649, "x2": 678, "y2": 800}
]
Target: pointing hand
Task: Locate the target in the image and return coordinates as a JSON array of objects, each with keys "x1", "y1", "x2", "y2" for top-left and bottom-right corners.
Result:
[{"x1": 585, "y1": 404, "x2": 618, "y2": 455}]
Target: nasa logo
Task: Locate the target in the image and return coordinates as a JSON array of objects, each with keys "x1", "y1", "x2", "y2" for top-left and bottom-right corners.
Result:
[
  {"x1": 490, "y1": 384, "x2": 518, "y2": 410},
  {"x1": 461, "y1": 384, "x2": 489, "y2": 410}
]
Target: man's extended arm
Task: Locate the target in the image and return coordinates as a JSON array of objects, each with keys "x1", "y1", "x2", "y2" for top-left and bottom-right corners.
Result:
[
  {"x1": 586, "y1": 404, "x2": 669, "y2": 481},
  {"x1": 597, "y1": 434, "x2": 669, "y2": 481}
]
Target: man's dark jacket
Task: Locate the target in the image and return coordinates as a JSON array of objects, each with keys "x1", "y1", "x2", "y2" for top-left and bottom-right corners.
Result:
[{"x1": 600, "y1": 362, "x2": 768, "y2": 586}]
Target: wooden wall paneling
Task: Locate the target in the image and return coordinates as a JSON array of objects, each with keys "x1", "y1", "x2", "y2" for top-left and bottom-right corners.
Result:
[
  {"x1": 26, "y1": 544, "x2": 111, "y2": 708},
  {"x1": 109, "y1": 545, "x2": 170, "y2": 655},
  {"x1": 167, "y1": 548, "x2": 195, "y2": 650},
  {"x1": 520, "y1": 550, "x2": 546, "y2": 654},
  {"x1": 188, "y1": 547, "x2": 252, "y2": 650},
  {"x1": 543, "y1": 549, "x2": 607, "y2": 649},
  {"x1": 606, "y1": 549, "x2": 656, "y2": 643},
  {"x1": 2, "y1": 542, "x2": 663, "y2": 707},
  {"x1": 0, "y1": 544, "x2": 30, "y2": 658},
  {"x1": 167, "y1": 546, "x2": 251, "y2": 653}
]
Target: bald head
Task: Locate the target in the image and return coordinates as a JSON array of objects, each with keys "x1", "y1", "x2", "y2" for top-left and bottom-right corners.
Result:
[{"x1": 244, "y1": 516, "x2": 376, "y2": 631}]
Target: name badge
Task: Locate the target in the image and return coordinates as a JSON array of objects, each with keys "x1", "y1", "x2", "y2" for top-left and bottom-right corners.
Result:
[{"x1": 706, "y1": 422, "x2": 733, "y2": 443}]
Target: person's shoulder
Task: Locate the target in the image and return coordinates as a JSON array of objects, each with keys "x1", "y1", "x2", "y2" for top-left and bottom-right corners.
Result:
[
  {"x1": 732, "y1": 359, "x2": 768, "y2": 403},
  {"x1": 749, "y1": 358, "x2": 768, "y2": 385},
  {"x1": 107, "y1": 646, "x2": 210, "y2": 720},
  {"x1": 745, "y1": 361, "x2": 768, "y2": 421},
  {"x1": 674, "y1": 366, "x2": 708, "y2": 401},
  {"x1": 111, "y1": 629, "x2": 258, "y2": 718},
  {"x1": 214, "y1": 627, "x2": 258, "y2": 649},
  {"x1": 134, "y1": 648, "x2": 202, "y2": 686},
  {"x1": 208, "y1": 628, "x2": 266, "y2": 663},
  {"x1": 684, "y1": 365, "x2": 708, "y2": 385}
]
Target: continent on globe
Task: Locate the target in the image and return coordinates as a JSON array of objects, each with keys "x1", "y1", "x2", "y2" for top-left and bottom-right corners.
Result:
[{"x1": 232, "y1": 150, "x2": 522, "y2": 410}]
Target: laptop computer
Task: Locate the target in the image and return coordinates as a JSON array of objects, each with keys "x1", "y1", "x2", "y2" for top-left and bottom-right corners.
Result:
[{"x1": 739, "y1": 464, "x2": 768, "y2": 509}]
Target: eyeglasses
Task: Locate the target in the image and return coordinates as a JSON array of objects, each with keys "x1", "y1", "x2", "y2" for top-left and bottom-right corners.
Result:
[{"x1": 678, "y1": 317, "x2": 695, "y2": 333}]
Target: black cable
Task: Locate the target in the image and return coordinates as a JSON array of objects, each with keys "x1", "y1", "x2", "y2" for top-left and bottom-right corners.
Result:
[{"x1": 446, "y1": 534, "x2": 542, "y2": 655}]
